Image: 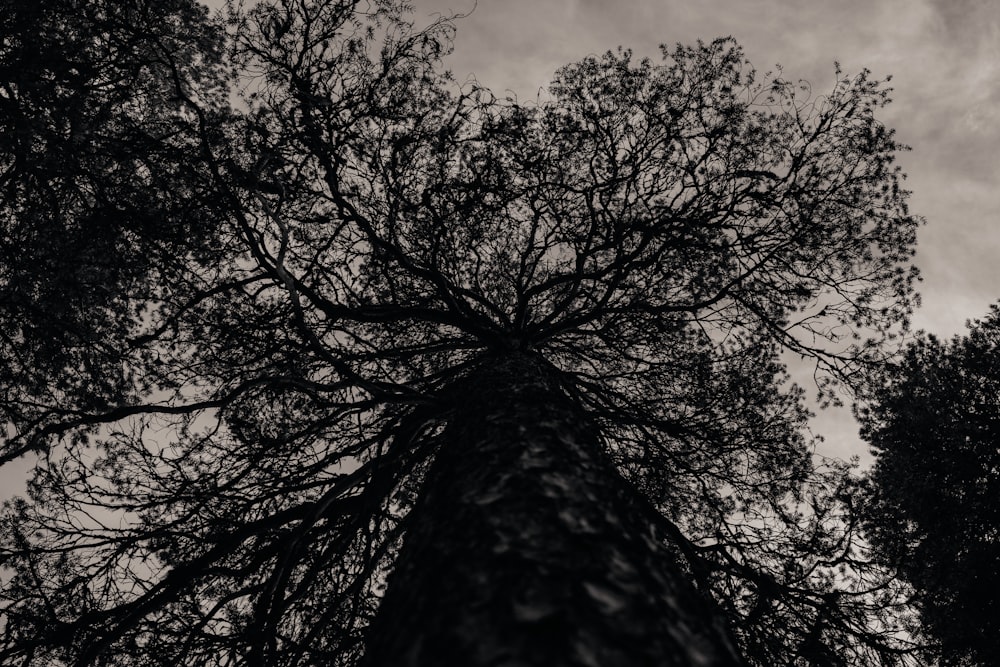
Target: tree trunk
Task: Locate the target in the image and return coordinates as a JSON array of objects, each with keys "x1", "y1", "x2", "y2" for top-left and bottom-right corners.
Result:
[{"x1": 363, "y1": 353, "x2": 746, "y2": 667}]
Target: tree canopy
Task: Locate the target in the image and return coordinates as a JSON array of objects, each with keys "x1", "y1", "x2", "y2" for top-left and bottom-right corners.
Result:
[
  {"x1": 1, "y1": 0, "x2": 924, "y2": 665},
  {"x1": 860, "y1": 305, "x2": 1000, "y2": 666}
]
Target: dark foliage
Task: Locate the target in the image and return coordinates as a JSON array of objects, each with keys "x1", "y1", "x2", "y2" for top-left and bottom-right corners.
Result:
[
  {"x1": 0, "y1": 0, "x2": 231, "y2": 455},
  {"x1": 860, "y1": 305, "x2": 1000, "y2": 666},
  {"x1": 1, "y1": 0, "x2": 923, "y2": 664}
]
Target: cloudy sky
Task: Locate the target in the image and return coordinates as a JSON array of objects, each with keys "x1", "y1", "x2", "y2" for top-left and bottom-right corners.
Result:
[
  {"x1": 417, "y1": 0, "x2": 1000, "y2": 338},
  {"x1": 408, "y1": 0, "x2": 1000, "y2": 459},
  {"x1": 3, "y1": 1, "x2": 995, "y2": 496}
]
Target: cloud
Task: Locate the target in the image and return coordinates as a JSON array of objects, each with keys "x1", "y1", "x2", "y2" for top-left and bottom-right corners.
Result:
[{"x1": 927, "y1": 0, "x2": 1000, "y2": 40}]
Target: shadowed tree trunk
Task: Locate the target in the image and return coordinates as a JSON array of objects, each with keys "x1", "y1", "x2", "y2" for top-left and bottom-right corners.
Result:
[{"x1": 363, "y1": 353, "x2": 746, "y2": 666}]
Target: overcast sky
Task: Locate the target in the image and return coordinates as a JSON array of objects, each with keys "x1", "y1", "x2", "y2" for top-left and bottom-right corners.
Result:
[
  {"x1": 417, "y1": 0, "x2": 999, "y2": 338},
  {"x1": 3, "y1": 1, "x2": 995, "y2": 495},
  {"x1": 408, "y1": 0, "x2": 1000, "y2": 460}
]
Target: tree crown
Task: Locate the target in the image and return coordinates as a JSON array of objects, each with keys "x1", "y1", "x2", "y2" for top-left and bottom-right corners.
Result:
[{"x1": 1, "y1": 1, "x2": 922, "y2": 665}]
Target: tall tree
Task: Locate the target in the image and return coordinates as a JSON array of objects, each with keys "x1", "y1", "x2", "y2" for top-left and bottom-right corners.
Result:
[
  {"x1": 859, "y1": 306, "x2": 1000, "y2": 667},
  {"x1": 1, "y1": 0, "x2": 923, "y2": 665}
]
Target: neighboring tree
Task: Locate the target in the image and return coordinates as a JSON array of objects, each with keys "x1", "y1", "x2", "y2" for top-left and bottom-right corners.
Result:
[
  {"x1": 1, "y1": 0, "x2": 924, "y2": 665},
  {"x1": 859, "y1": 306, "x2": 1000, "y2": 666},
  {"x1": 0, "y1": 0, "x2": 231, "y2": 455}
]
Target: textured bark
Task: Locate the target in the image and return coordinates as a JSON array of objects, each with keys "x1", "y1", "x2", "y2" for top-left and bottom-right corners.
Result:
[{"x1": 363, "y1": 353, "x2": 746, "y2": 667}]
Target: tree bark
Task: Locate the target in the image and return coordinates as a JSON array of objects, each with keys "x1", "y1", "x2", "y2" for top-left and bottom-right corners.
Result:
[{"x1": 363, "y1": 353, "x2": 746, "y2": 666}]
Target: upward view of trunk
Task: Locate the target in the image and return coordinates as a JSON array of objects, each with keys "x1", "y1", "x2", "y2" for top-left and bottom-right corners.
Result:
[{"x1": 363, "y1": 353, "x2": 746, "y2": 667}]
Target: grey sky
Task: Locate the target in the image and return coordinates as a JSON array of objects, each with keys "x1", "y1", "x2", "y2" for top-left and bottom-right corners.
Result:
[
  {"x1": 420, "y1": 0, "x2": 1000, "y2": 337},
  {"x1": 2, "y1": 0, "x2": 995, "y2": 496},
  {"x1": 412, "y1": 0, "x2": 1000, "y2": 460}
]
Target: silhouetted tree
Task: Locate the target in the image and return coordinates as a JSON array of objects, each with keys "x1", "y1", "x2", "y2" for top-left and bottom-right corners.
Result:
[
  {"x1": 0, "y1": 0, "x2": 231, "y2": 453},
  {"x1": 1, "y1": 1, "x2": 924, "y2": 665},
  {"x1": 859, "y1": 306, "x2": 1000, "y2": 666}
]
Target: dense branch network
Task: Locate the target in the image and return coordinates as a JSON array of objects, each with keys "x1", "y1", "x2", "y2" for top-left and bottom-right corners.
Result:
[{"x1": 1, "y1": 1, "x2": 921, "y2": 665}]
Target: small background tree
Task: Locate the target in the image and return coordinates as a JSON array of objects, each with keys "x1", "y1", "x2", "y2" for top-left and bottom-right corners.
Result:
[{"x1": 860, "y1": 304, "x2": 1000, "y2": 667}]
